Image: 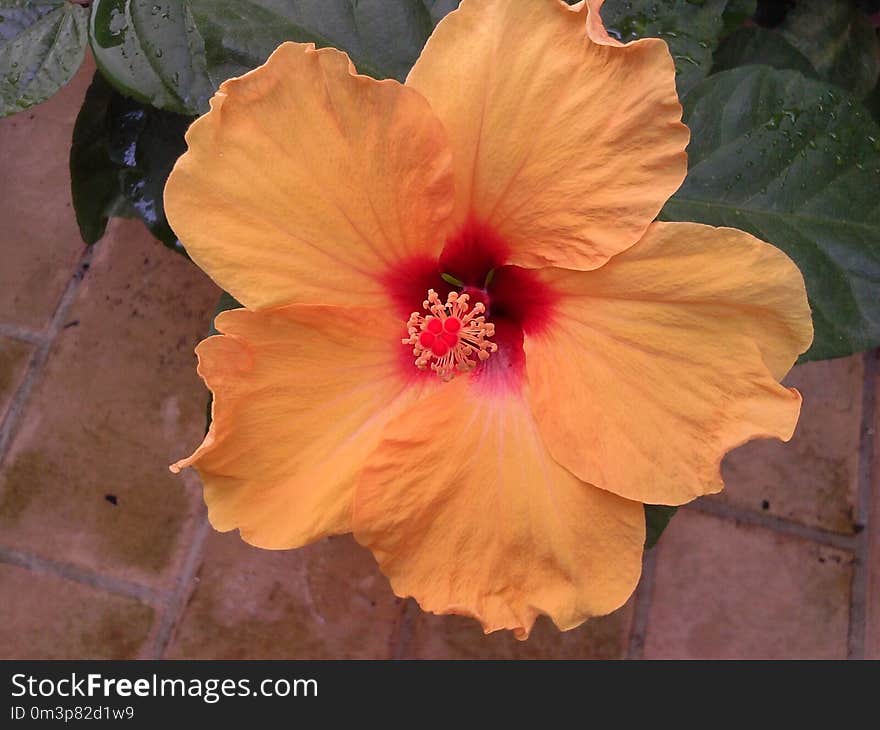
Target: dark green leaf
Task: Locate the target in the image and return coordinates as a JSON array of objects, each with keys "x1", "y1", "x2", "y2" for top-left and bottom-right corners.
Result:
[
  {"x1": 90, "y1": 0, "x2": 443, "y2": 112},
  {"x1": 720, "y1": 0, "x2": 756, "y2": 35},
  {"x1": 421, "y1": 0, "x2": 458, "y2": 25},
  {"x1": 779, "y1": 0, "x2": 879, "y2": 98},
  {"x1": 599, "y1": 0, "x2": 729, "y2": 96},
  {"x1": 89, "y1": 0, "x2": 212, "y2": 114},
  {"x1": 0, "y1": 0, "x2": 88, "y2": 117},
  {"x1": 189, "y1": 0, "x2": 436, "y2": 86},
  {"x1": 866, "y1": 80, "x2": 880, "y2": 125},
  {"x1": 70, "y1": 70, "x2": 191, "y2": 251},
  {"x1": 712, "y1": 27, "x2": 818, "y2": 77},
  {"x1": 645, "y1": 505, "x2": 678, "y2": 549},
  {"x1": 113, "y1": 97, "x2": 190, "y2": 249},
  {"x1": 663, "y1": 66, "x2": 880, "y2": 361},
  {"x1": 209, "y1": 291, "x2": 242, "y2": 337},
  {"x1": 70, "y1": 71, "x2": 134, "y2": 244}
]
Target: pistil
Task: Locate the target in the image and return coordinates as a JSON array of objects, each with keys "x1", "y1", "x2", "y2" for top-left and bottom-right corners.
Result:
[{"x1": 403, "y1": 289, "x2": 498, "y2": 380}]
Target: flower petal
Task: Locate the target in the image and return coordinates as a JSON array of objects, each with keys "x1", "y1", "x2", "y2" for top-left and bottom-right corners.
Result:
[
  {"x1": 406, "y1": 0, "x2": 688, "y2": 270},
  {"x1": 165, "y1": 42, "x2": 454, "y2": 310},
  {"x1": 353, "y1": 378, "x2": 645, "y2": 639},
  {"x1": 525, "y1": 222, "x2": 814, "y2": 506},
  {"x1": 584, "y1": 0, "x2": 625, "y2": 46},
  {"x1": 171, "y1": 305, "x2": 432, "y2": 549}
]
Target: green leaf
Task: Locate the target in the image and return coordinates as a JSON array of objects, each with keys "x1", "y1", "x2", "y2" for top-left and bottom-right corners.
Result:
[
  {"x1": 866, "y1": 80, "x2": 880, "y2": 125},
  {"x1": 70, "y1": 70, "x2": 191, "y2": 251},
  {"x1": 663, "y1": 66, "x2": 880, "y2": 361},
  {"x1": 89, "y1": 0, "x2": 212, "y2": 114},
  {"x1": 114, "y1": 97, "x2": 191, "y2": 250},
  {"x1": 712, "y1": 27, "x2": 818, "y2": 77},
  {"x1": 779, "y1": 0, "x2": 879, "y2": 98},
  {"x1": 599, "y1": 0, "x2": 729, "y2": 96},
  {"x1": 189, "y1": 0, "x2": 436, "y2": 86},
  {"x1": 70, "y1": 71, "x2": 134, "y2": 244},
  {"x1": 90, "y1": 0, "x2": 443, "y2": 112},
  {"x1": 720, "y1": 0, "x2": 756, "y2": 35},
  {"x1": 0, "y1": 0, "x2": 88, "y2": 117},
  {"x1": 645, "y1": 505, "x2": 678, "y2": 549},
  {"x1": 421, "y1": 0, "x2": 458, "y2": 25},
  {"x1": 209, "y1": 291, "x2": 242, "y2": 337}
]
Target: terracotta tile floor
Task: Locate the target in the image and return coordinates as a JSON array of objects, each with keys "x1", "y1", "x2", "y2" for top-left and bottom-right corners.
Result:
[{"x1": 1, "y1": 61, "x2": 877, "y2": 660}]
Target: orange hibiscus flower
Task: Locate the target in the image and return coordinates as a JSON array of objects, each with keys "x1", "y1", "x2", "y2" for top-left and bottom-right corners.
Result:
[{"x1": 166, "y1": 0, "x2": 813, "y2": 639}]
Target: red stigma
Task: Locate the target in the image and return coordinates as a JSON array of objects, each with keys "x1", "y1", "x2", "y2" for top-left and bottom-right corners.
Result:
[
  {"x1": 430, "y1": 339, "x2": 450, "y2": 357},
  {"x1": 419, "y1": 316, "x2": 462, "y2": 356}
]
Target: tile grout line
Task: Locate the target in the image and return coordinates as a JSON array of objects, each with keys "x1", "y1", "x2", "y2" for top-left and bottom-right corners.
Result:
[
  {"x1": 847, "y1": 348, "x2": 878, "y2": 660},
  {"x1": 686, "y1": 497, "x2": 857, "y2": 551},
  {"x1": 0, "y1": 241, "x2": 175, "y2": 615},
  {"x1": 0, "y1": 544, "x2": 162, "y2": 605},
  {"x1": 0, "y1": 324, "x2": 47, "y2": 347},
  {"x1": 148, "y1": 512, "x2": 212, "y2": 659},
  {"x1": 626, "y1": 546, "x2": 659, "y2": 660},
  {"x1": 0, "y1": 246, "x2": 94, "y2": 464},
  {"x1": 629, "y1": 390, "x2": 871, "y2": 660},
  {"x1": 0, "y1": 237, "x2": 215, "y2": 658}
]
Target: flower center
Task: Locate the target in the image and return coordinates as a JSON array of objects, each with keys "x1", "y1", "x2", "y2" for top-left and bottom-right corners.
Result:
[{"x1": 403, "y1": 289, "x2": 498, "y2": 380}]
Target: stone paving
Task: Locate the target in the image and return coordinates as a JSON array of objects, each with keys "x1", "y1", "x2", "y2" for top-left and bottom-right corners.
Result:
[{"x1": 1, "y1": 60, "x2": 877, "y2": 660}]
